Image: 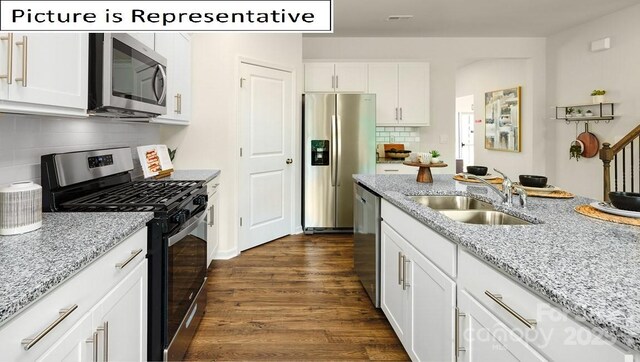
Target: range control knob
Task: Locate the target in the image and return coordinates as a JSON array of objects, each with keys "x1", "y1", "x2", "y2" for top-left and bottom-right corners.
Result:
[
  {"x1": 172, "y1": 210, "x2": 188, "y2": 224},
  {"x1": 193, "y1": 195, "x2": 207, "y2": 206}
]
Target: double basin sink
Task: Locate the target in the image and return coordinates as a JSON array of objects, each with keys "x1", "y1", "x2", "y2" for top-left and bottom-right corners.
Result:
[{"x1": 409, "y1": 195, "x2": 531, "y2": 225}]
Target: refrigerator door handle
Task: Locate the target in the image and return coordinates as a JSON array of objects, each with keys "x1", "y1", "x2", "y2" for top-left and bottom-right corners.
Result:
[
  {"x1": 331, "y1": 115, "x2": 338, "y2": 186},
  {"x1": 336, "y1": 115, "x2": 342, "y2": 186}
]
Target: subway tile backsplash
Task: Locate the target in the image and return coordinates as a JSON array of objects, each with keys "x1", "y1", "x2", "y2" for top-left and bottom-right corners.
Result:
[
  {"x1": 376, "y1": 126, "x2": 421, "y2": 144},
  {"x1": 0, "y1": 114, "x2": 161, "y2": 186}
]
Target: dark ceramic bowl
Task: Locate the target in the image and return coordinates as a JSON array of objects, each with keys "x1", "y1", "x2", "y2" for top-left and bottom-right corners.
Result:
[
  {"x1": 609, "y1": 192, "x2": 640, "y2": 212},
  {"x1": 519, "y1": 175, "x2": 548, "y2": 188},
  {"x1": 466, "y1": 166, "x2": 488, "y2": 176}
]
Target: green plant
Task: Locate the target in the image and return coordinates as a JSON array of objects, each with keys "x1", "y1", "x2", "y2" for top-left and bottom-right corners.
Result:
[
  {"x1": 591, "y1": 89, "x2": 606, "y2": 96},
  {"x1": 430, "y1": 150, "x2": 441, "y2": 158},
  {"x1": 168, "y1": 148, "x2": 177, "y2": 161},
  {"x1": 569, "y1": 142, "x2": 582, "y2": 161},
  {"x1": 576, "y1": 109, "x2": 583, "y2": 115},
  {"x1": 566, "y1": 107, "x2": 575, "y2": 115}
]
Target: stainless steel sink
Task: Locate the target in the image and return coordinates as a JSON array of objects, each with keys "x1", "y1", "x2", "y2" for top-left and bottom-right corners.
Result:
[
  {"x1": 409, "y1": 195, "x2": 494, "y2": 210},
  {"x1": 439, "y1": 210, "x2": 531, "y2": 225}
]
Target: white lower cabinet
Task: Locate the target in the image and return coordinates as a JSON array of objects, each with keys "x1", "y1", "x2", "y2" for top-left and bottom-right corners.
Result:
[
  {"x1": 206, "y1": 176, "x2": 221, "y2": 266},
  {"x1": 457, "y1": 289, "x2": 546, "y2": 362},
  {"x1": 0, "y1": 228, "x2": 148, "y2": 361},
  {"x1": 381, "y1": 221, "x2": 456, "y2": 362},
  {"x1": 380, "y1": 198, "x2": 640, "y2": 361},
  {"x1": 38, "y1": 260, "x2": 147, "y2": 362},
  {"x1": 376, "y1": 163, "x2": 419, "y2": 175}
]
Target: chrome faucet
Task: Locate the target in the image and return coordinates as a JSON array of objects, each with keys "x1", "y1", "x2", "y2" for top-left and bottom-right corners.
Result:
[{"x1": 463, "y1": 168, "x2": 515, "y2": 206}]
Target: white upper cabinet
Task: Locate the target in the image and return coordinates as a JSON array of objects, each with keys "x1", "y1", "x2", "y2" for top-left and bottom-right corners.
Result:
[
  {"x1": 304, "y1": 62, "x2": 367, "y2": 92},
  {"x1": 128, "y1": 33, "x2": 155, "y2": 49},
  {"x1": 0, "y1": 33, "x2": 88, "y2": 117},
  {"x1": 154, "y1": 33, "x2": 191, "y2": 125},
  {"x1": 368, "y1": 62, "x2": 430, "y2": 126}
]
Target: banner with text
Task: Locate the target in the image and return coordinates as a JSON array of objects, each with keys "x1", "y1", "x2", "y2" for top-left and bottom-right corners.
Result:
[{"x1": 0, "y1": 0, "x2": 333, "y2": 32}]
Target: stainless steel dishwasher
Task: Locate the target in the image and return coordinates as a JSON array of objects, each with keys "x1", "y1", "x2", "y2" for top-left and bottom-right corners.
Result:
[{"x1": 353, "y1": 183, "x2": 381, "y2": 308}]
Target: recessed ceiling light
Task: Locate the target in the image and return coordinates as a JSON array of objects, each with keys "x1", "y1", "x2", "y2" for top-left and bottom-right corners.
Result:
[{"x1": 387, "y1": 15, "x2": 414, "y2": 21}]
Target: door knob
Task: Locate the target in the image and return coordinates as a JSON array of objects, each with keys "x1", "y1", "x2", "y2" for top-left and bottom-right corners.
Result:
[{"x1": 286, "y1": 159, "x2": 293, "y2": 164}]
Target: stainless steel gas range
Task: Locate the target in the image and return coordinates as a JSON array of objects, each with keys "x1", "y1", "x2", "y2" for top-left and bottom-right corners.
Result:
[{"x1": 40, "y1": 147, "x2": 207, "y2": 361}]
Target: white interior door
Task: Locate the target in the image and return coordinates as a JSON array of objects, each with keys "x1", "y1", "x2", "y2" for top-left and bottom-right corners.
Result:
[
  {"x1": 239, "y1": 62, "x2": 293, "y2": 251},
  {"x1": 457, "y1": 112, "x2": 475, "y2": 167}
]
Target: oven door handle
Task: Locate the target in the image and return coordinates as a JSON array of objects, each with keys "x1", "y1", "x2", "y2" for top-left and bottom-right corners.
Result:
[{"x1": 168, "y1": 210, "x2": 207, "y2": 247}]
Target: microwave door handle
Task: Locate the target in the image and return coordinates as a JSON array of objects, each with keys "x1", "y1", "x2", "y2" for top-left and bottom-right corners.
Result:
[
  {"x1": 157, "y1": 65, "x2": 167, "y2": 105},
  {"x1": 168, "y1": 210, "x2": 207, "y2": 247},
  {"x1": 151, "y1": 66, "x2": 160, "y2": 102}
]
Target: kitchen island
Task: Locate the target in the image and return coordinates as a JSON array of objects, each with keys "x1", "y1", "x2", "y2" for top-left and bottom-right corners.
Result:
[{"x1": 354, "y1": 174, "x2": 640, "y2": 359}]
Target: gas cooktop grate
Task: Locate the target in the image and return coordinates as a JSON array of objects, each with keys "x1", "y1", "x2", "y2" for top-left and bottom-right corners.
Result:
[{"x1": 61, "y1": 180, "x2": 202, "y2": 210}]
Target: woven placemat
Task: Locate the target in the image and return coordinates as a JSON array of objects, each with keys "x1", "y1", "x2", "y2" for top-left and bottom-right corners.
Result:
[
  {"x1": 574, "y1": 205, "x2": 640, "y2": 226},
  {"x1": 525, "y1": 190, "x2": 575, "y2": 199},
  {"x1": 453, "y1": 175, "x2": 503, "y2": 184}
]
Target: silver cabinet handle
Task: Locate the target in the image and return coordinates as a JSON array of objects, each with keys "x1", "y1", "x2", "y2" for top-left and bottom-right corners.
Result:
[
  {"x1": 97, "y1": 321, "x2": 108, "y2": 361},
  {"x1": 485, "y1": 291, "x2": 537, "y2": 329},
  {"x1": 115, "y1": 249, "x2": 143, "y2": 269},
  {"x1": 331, "y1": 75, "x2": 335, "y2": 89},
  {"x1": 177, "y1": 93, "x2": 182, "y2": 114},
  {"x1": 399, "y1": 107, "x2": 403, "y2": 121},
  {"x1": 395, "y1": 107, "x2": 398, "y2": 120},
  {"x1": 402, "y1": 257, "x2": 410, "y2": 290},
  {"x1": 22, "y1": 304, "x2": 78, "y2": 350},
  {"x1": 174, "y1": 94, "x2": 179, "y2": 114},
  {"x1": 455, "y1": 307, "x2": 466, "y2": 358},
  {"x1": 15, "y1": 35, "x2": 27, "y2": 87},
  {"x1": 0, "y1": 33, "x2": 13, "y2": 84},
  {"x1": 336, "y1": 75, "x2": 339, "y2": 89},
  {"x1": 398, "y1": 252, "x2": 403, "y2": 285},
  {"x1": 385, "y1": 169, "x2": 400, "y2": 172},
  {"x1": 208, "y1": 204, "x2": 215, "y2": 227},
  {"x1": 86, "y1": 331, "x2": 98, "y2": 362}
]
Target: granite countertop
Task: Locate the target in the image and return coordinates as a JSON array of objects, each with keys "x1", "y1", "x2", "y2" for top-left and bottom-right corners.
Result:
[
  {"x1": 162, "y1": 169, "x2": 220, "y2": 183},
  {"x1": 354, "y1": 174, "x2": 640, "y2": 352},
  {"x1": 0, "y1": 212, "x2": 153, "y2": 327},
  {"x1": 377, "y1": 157, "x2": 406, "y2": 164}
]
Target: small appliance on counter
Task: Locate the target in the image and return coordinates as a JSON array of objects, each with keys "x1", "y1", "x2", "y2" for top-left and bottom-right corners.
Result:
[{"x1": 0, "y1": 182, "x2": 42, "y2": 236}]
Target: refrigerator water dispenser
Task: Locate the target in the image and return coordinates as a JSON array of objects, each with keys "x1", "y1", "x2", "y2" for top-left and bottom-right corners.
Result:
[{"x1": 311, "y1": 140, "x2": 329, "y2": 166}]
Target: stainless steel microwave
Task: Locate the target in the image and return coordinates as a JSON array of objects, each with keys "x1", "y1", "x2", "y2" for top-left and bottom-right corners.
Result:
[{"x1": 88, "y1": 33, "x2": 167, "y2": 119}]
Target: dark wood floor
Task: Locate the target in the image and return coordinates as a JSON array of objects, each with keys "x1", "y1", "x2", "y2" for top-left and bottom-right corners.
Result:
[{"x1": 184, "y1": 234, "x2": 409, "y2": 361}]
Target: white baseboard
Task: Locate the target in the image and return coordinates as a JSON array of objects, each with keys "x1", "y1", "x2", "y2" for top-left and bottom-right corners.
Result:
[
  {"x1": 292, "y1": 225, "x2": 303, "y2": 234},
  {"x1": 213, "y1": 247, "x2": 239, "y2": 260}
]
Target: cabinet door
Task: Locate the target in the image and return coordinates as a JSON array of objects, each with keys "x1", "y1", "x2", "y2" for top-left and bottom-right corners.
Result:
[
  {"x1": 6, "y1": 33, "x2": 87, "y2": 112},
  {"x1": 334, "y1": 63, "x2": 367, "y2": 92},
  {"x1": 405, "y1": 241, "x2": 456, "y2": 362},
  {"x1": 368, "y1": 63, "x2": 399, "y2": 125},
  {"x1": 174, "y1": 34, "x2": 191, "y2": 122},
  {"x1": 0, "y1": 33, "x2": 9, "y2": 99},
  {"x1": 304, "y1": 63, "x2": 335, "y2": 92},
  {"x1": 94, "y1": 260, "x2": 148, "y2": 362},
  {"x1": 398, "y1": 63, "x2": 429, "y2": 126},
  {"x1": 380, "y1": 222, "x2": 409, "y2": 343},
  {"x1": 458, "y1": 290, "x2": 546, "y2": 362},
  {"x1": 128, "y1": 33, "x2": 155, "y2": 49},
  {"x1": 154, "y1": 33, "x2": 190, "y2": 124},
  {"x1": 207, "y1": 188, "x2": 220, "y2": 266},
  {"x1": 36, "y1": 313, "x2": 93, "y2": 362}
]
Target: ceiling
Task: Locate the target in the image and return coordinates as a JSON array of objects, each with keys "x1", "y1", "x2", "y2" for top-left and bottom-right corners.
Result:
[{"x1": 311, "y1": 0, "x2": 640, "y2": 37}]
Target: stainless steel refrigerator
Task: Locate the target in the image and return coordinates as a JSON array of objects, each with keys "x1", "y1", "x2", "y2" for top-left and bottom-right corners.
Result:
[{"x1": 303, "y1": 93, "x2": 376, "y2": 232}]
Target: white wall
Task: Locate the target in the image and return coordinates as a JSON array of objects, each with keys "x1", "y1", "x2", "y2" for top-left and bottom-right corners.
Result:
[
  {"x1": 0, "y1": 114, "x2": 160, "y2": 185},
  {"x1": 456, "y1": 59, "x2": 537, "y2": 177},
  {"x1": 547, "y1": 4, "x2": 640, "y2": 200},
  {"x1": 303, "y1": 37, "x2": 547, "y2": 177},
  {"x1": 160, "y1": 33, "x2": 303, "y2": 259}
]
